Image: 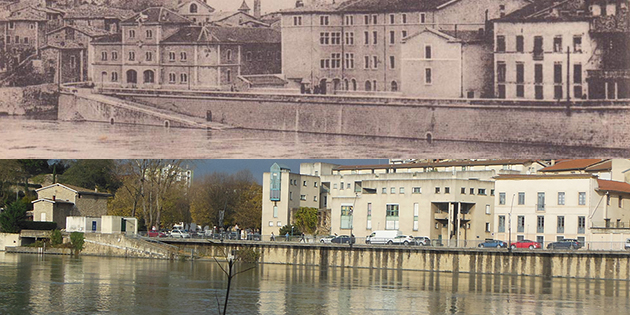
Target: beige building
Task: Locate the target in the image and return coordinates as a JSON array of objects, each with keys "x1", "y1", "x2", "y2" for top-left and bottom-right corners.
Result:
[
  {"x1": 280, "y1": 0, "x2": 529, "y2": 94},
  {"x1": 31, "y1": 183, "x2": 112, "y2": 229},
  {"x1": 401, "y1": 27, "x2": 492, "y2": 98},
  {"x1": 494, "y1": 172, "x2": 630, "y2": 250}
]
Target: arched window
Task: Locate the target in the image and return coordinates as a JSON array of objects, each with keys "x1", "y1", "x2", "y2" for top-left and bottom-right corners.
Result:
[
  {"x1": 190, "y1": 3, "x2": 198, "y2": 13},
  {"x1": 391, "y1": 81, "x2": 398, "y2": 91},
  {"x1": 101, "y1": 71, "x2": 107, "y2": 83},
  {"x1": 352, "y1": 79, "x2": 357, "y2": 91},
  {"x1": 126, "y1": 69, "x2": 137, "y2": 83},
  {"x1": 365, "y1": 80, "x2": 372, "y2": 91},
  {"x1": 143, "y1": 70, "x2": 154, "y2": 83}
]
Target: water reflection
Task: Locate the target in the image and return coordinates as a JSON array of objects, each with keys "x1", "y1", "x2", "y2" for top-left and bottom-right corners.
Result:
[
  {"x1": 2, "y1": 117, "x2": 628, "y2": 158},
  {"x1": 1, "y1": 252, "x2": 630, "y2": 314}
]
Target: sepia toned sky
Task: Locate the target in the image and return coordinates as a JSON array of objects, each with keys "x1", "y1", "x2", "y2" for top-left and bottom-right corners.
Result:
[{"x1": 208, "y1": 0, "x2": 296, "y2": 14}]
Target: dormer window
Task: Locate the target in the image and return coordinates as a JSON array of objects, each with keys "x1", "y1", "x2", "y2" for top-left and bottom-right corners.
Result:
[{"x1": 190, "y1": 3, "x2": 198, "y2": 13}]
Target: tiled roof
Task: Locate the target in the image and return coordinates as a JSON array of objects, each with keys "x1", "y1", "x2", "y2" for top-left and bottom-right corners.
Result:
[
  {"x1": 280, "y1": 2, "x2": 341, "y2": 13},
  {"x1": 338, "y1": 0, "x2": 453, "y2": 13},
  {"x1": 597, "y1": 179, "x2": 630, "y2": 194},
  {"x1": 177, "y1": 0, "x2": 215, "y2": 13},
  {"x1": 241, "y1": 74, "x2": 287, "y2": 86},
  {"x1": 42, "y1": 42, "x2": 87, "y2": 49},
  {"x1": 440, "y1": 29, "x2": 485, "y2": 43},
  {"x1": 48, "y1": 25, "x2": 110, "y2": 37},
  {"x1": 162, "y1": 25, "x2": 280, "y2": 44},
  {"x1": 36, "y1": 183, "x2": 113, "y2": 196},
  {"x1": 121, "y1": 7, "x2": 191, "y2": 25},
  {"x1": 334, "y1": 159, "x2": 536, "y2": 171},
  {"x1": 495, "y1": 174, "x2": 594, "y2": 180},
  {"x1": 64, "y1": 4, "x2": 134, "y2": 19},
  {"x1": 540, "y1": 159, "x2": 605, "y2": 172},
  {"x1": 8, "y1": 6, "x2": 47, "y2": 21},
  {"x1": 91, "y1": 33, "x2": 122, "y2": 43},
  {"x1": 585, "y1": 160, "x2": 613, "y2": 172},
  {"x1": 31, "y1": 198, "x2": 74, "y2": 205},
  {"x1": 496, "y1": 0, "x2": 591, "y2": 23}
]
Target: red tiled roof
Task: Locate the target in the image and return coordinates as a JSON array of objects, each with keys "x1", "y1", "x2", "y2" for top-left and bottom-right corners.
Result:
[
  {"x1": 495, "y1": 174, "x2": 595, "y2": 180},
  {"x1": 585, "y1": 160, "x2": 613, "y2": 172},
  {"x1": 540, "y1": 159, "x2": 605, "y2": 172},
  {"x1": 597, "y1": 179, "x2": 630, "y2": 194},
  {"x1": 334, "y1": 159, "x2": 535, "y2": 171}
]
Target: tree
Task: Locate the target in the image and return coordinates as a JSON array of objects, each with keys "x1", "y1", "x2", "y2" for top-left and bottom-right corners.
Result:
[
  {"x1": 0, "y1": 200, "x2": 27, "y2": 233},
  {"x1": 60, "y1": 160, "x2": 122, "y2": 193},
  {"x1": 0, "y1": 160, "x2": 22, "y2": 207},
  {"x1": 293, "y1": 207, "x2": 318, "y2": 235},
  {"x1": 16, "y1": 160, "x2": 50, "y2": 177}
]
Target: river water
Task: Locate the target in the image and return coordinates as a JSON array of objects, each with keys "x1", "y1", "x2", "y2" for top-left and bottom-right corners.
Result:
[
  {"x1": 2, "y1": 117, "x2": 628, "y2": 159},
  {"x1": 1, "y1": 252, "x2": 629, "y2": 314}
]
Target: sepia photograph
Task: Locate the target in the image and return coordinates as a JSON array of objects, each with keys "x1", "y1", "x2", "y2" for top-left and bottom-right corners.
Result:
[{"x1": 1, "y1": 0, "x2": 630, "y2": 313}]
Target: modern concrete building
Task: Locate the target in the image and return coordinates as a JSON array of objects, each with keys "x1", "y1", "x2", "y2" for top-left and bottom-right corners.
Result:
[
  {"x1": 401, "y1": 27, "x2": 493, "y2": 98},
  {"x1": 279, "y1": 0, "x2": 529, "y2": 94},
  {"x1": 494, "y1": 172, "x2": 630, "y2": 250},
  {"x1": 31, "y1": 183, "x2": 112, "y2": 229}
]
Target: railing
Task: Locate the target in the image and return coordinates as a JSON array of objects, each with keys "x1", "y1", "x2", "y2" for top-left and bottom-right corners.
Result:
[
  {"x1": 591, "y1": 14, "x2": 630, "y2": 33},
  {"x1": 536, "y1": 203, "x2": 545, "y2": 211}
]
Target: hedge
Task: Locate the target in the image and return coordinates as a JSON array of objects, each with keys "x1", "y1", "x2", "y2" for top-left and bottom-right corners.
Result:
[{"x1": 19, "y1": 221, "x2": 57, "y2": 230}]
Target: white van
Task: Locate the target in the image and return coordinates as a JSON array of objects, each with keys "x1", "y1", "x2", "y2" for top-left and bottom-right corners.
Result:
[{"x1": 365, "y1": 230, "x2": 402, "y2": 244}]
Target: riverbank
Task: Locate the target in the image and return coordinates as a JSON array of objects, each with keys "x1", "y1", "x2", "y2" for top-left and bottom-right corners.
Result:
[{"x1": 0, "y1": 84, "x2": 58, "y2": 119}]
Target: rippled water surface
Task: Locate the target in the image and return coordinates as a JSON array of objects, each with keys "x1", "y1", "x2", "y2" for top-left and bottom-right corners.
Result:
[
  {"x1": 2, "y1": 117, "x2": 628, "y2": 158},
  {"x1": 1, "y1": 252, "x2": 630, "y2": 314}
]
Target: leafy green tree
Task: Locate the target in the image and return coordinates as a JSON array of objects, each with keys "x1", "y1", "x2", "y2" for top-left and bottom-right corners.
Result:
[
  {"x1": 70, "y1": 232, "x2": 84, "y2": 253},
  {"x1": 17, "y1": 160, "x2": 50, "y2": 176},
  {"x1": 60, "y1": 160, "x2": 122, "y2": 193},
  {"x1": 0, "y1": 200, "x2": 27, "y2": 233},
  {"x1": 293, "y1": 207, "x2": 318, "y2": 235},
  {"x1": 0, "y1": 160, "x2": 22, "y2": 207},
  {"x1": 51, "y1": 229, "x2": 62, "y2": 246},
  {"x1": 279, "y1": 224, "x2": 301, "y2": 236}
]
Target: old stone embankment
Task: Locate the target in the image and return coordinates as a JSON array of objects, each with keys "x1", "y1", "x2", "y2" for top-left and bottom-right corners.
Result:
[
  {"x1": 58, "y1": 88, "x2": 630, "y2": 150},
  {"x1": 0, "y1": 84, "x2": 58, "y2": 118}
]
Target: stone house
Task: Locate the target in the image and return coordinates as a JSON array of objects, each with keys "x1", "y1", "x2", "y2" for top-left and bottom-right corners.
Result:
[
  {"x1": 31, "y1": 183, "x2": 112, "y2": 229},
  {"x1": 62, "y1": 4, "x2": 134, "y2": 34},
  {"x1": 2, "y1": 5, "x2": 63, "y2": 56}
]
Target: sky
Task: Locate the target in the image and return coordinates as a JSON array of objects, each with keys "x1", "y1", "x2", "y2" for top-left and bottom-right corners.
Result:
[
  {"x1": 192, "y1": 159, "x2": 386, "y2": 183},
  {"x1": 207, "y1": 0, "x2": 296, "y2": 15}
]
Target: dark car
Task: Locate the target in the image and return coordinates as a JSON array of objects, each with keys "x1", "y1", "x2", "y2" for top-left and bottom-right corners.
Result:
[
  {"x1": 331, "y1": 235, "x2": 353, "y2": 244},
  {"x1": 478, "y1": 239, "x2": 507, "y2": 248},
  {"x1": 547, "y1": 239, "x2": 581, "y2": 250}
]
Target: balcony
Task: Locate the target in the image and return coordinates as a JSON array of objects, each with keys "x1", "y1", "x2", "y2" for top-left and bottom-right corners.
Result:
[
  {"x1": 536, "y1": 203, "x2": 545, "y2": 211},
  {"x1": 591, "y1": 14, "x2": 630, "y2": 33}
]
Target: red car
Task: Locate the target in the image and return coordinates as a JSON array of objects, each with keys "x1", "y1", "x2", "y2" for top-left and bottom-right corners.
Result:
[
  {"x1": 147, "y1": 230, "x2": 167, "y2": 237},
  {"x1": 510, "y1": 240, "x2": 541, "y2": 249}
]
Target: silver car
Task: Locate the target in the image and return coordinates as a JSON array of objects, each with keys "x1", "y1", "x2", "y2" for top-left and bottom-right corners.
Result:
[
  {"x1": 170, "y1": 229, "x2": 191, "y2": 238},
  {"x1": 389, "y1": 235, "x2": 414, "y2": 245},
  {"x1": 319, "y1": 235, "x2": 336, "y2": 243}
]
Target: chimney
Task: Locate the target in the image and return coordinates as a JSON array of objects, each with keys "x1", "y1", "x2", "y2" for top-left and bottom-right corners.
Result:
[
  {"x1": 52, "y1": 195, "x2": 56, "y2": 201},
  {"x1": 254, "y1": 0, "x2": 261, "y2": 19}
]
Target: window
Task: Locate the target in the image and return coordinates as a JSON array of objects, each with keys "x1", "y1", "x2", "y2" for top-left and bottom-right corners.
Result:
[
  {"x1": 14, "y1": 36, "x2": 18, "y2": 44},
  {"x1": 389, "y1": 14, "x2": 394, "y2": 24},
  {"x1": 101, "y1": 51, "x2": 108, "y2": 61},
  {"x1": 111, "y1": 72, "x2": 118, "y2": 82},
  {"x1": 146, "y1": 29, "x2": 153, "y2": 39},
  {"x1": 573, "y1": 36, "x2": 582, "y2": 52},
  {"x1": 578, "y1": 216, "x2": 585, "y2": 234},
  {"x1": 533, "y1": 36, "x2": 543, "y2": 59},
  {"x1": 345, "y1": 53, "x2": 354, "y2": 69},
  {"x1": 402, "y1": 14, "x2": 407, "y2": 24},
  {"x1": 535, "y1": 64, "x2": 543, "y2": 84},
  {"x1": 145, "y1": 51, "x2": 152, "y2": 61},
  {"x1": 180, "y1": 73, "x2": 188, "y2": 83},
  {"x1": 413, "y1": 203, "x2": 419, "y2": 231},
  {"x1": 425, "y1": 68, "x2": 432, "y2": 84},
  {"x1": 320, "y1": 15, "x2": 329, "y2": 25},
  {"x1": 516, "y1": 35, "x2": 524, "y2": 52},
  {"x1": 516, "y1": 62, "x2": 524, "y2": 83},
  {"x1": 128, "y1": 51, "x2": 135, "y2": 61},
  {"x1": 143, "y1": 70, "x2": 154, "y2": 83},
  {"x1": 300, "y1": 195, "x2": 306, "y2": 201},
  {"x1": 277, "y1": 221, "x2": 282, "y2": 227},
  {"x1": 397, "y1": 187, "x2": 404, "y2": 194},
  {"x1": 8, "y1": 21, "x2": 14, "y2": 29},
  {"x1": 390, "y1": 81, "x2": 398, "y2": 92},
  {"x1": 331, "y1": 53, "x2": 341, "y2": 68},
  {"x1": 435, "y1": 187, "x2": 440, "y2": 194},
  {"x1": 537, "y1": 215, "x2": 544, "y2": 233},
  {"x1": 496, "y1": 35, "x2": 506, "y2": 52},
  {"x1": 364, "y1": 15, "x2": 369, "y2": 25},
  {"x1": 619, "y1": 196, "x2": 623, "y2": 208},
  {"x1": 470, "y1": 188, "x2": 475, "y2": 195},
  {"x1": 290, "y1": 192, "x2": 293, "y2": 200},
  {"x1": 345, "y1": 32, "x2": 354, "y2": 45},
  {"x1": 181, "y1": 52, "x2": 187, "y2": 61},
  {"x1": 386, "y1": 204, "x2": 399, "y2": 230},
  {"x1": 319, "y1": 32, "x2": 329, "y2": 45},
  {"x1": 364, "y1": 31, "x2": 369, "y2": 45},
  {"x1": 367, "y1": 203, "x2": 372, "y2": 229},
  {"x1": 498, "y1": 215, "x2": 505, "y2": 232},
  {"x1": 168, "y1": 73, "x2": 176, "y2": 83},
  {"x1": 554, "y1": 63, "x2": 562, "y2": 85},
  {"x1": 401, "y1": 30, "x2": 407, "y2": 41},
  {"x1": 499, "y1": 192, "x2": 506, "y2": 205},
  {"x1": 389, "y1": 56, "x2": 395, "y2": 69},
  {"x1": 227, "y1": 49, "x2": 232, "y2": 61},
  {"x1": 518, "y1": 192, "x2": 525, "y2": 205},
  {"x1": 314, "y1": 182, "x2": 318, "y2": 188},
  {"x1": 557, "y1": 216, "x2": 565, "y2": 233},
  {"x1": 497, "y1": 62, "x2": 506, "y2": 83},
  {"x1": 226, "y1": 70, "x2": 231, "y2": 83},
  {"x1": 128, "y1": 29, "x2": 135, "y2": 38},
  {"x1": 517, "y1": 215, "x2": 525, "y2": 233},
  {"x1": 445, "y1": 187, "x2": 450, "y2": 194},
  {"x1": 558, "y1": 192, "x2": 565, "y2": 205},
  {"x1": 344, "y1": 15, "x2": 353, "y2": 25},
  {"x1": 425, "y1": 45, "x2": 432, "y2": 59},
  {"x1": 413, "y1": 187, "x2": 421, "y2": 194},
  {"x1": 537, "y1": 192, "x2": 545, "y2": 211},
  {"x1": 485, "y1": 204, "x2": 491, "y2": 214},
  {"x1": 68, "y1": 56, "x2": 76, "y2": 68},
  {"x1": 420, "y1": 13, "x2": 426, "y2": 23},
  {"x1": 126, "y1": 69, "x2": 137, "y2": 84},
  {"x1": 111, "y1": 51, "x2": 118, "y2": 60},
  {"x1": 371, "y1": 56, "x2": 377, "y2": 69},
  {"x1": 486, "y1": 222, "x2": 491, "y2": 232},
  {"x1": 479, "y1": 188, "x2": 487, "y2": 195},
  {"x1": 553, "y1": 36, "x2": 562, "y2": 52},
  {"x1": 382, "y1": 187, "x2": 386, "y2": 194},
  {"x1": 372, "y1": 15, "x2": 377, "y2": 24},
  {"x1": 578, "y1": 192, "x2": 586, "y2": 205},
  {"x1": 373, "y1": 31, "x2": 378, "y2": 45},
  {"x1": 390, "y1": 187, "x2": 396, "y2": 194},
  {"x1": 293, "y1": 16, "x2": 302, "y2": 26},
  {"x1": 461, "y1": 187, "x2": 466, "y2": 194}
]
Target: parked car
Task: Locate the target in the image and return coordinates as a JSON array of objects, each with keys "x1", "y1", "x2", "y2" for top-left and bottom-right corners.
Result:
[
  {"x1": 478, "y1": 239, "x2": 507, "y2": 248},
  {"x1": 331, "y1": 235, "x2": 353, "y2": 244},
  {"x1": 319, "y1": 235, "x2": 336, "y2": 243},
  {"x1": 147, "y1": 230, "x2": 167, "y2": 238},
  {"x1": 626, "y1": 238, "x2": 630, "y2": 250},
  {"x1": 365, "y1": 230, "x2": 402, "y2": 244},
  {"x1": 510, "y1": 239, "x2": 542, "y2": 249},
  {"x1": 170, "y1": 229, "x2": 191, "y2": 238},
  {"x1": 389, "y1": 235, "x2": 414, "y2": 245},
  {"x1": 547, "y1": 239, "x2": 581, "y2": 250},
  {"x1": 414, "y1": 236, "x2": 431, "y2": 246}
]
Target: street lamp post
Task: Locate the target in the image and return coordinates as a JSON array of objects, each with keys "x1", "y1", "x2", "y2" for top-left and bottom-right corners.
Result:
[{"x1": 509, "y1": 193, "x2": 515, "y2": 252}]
